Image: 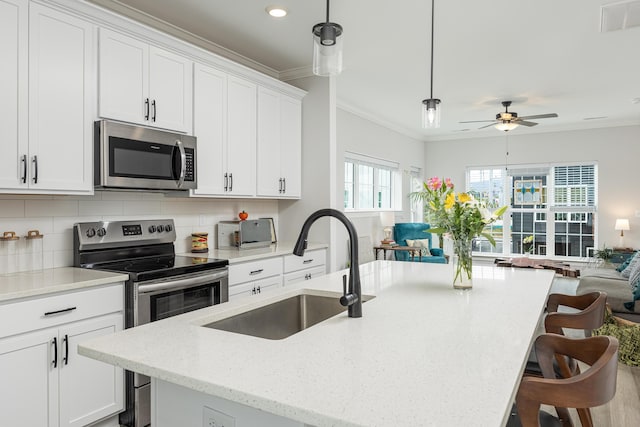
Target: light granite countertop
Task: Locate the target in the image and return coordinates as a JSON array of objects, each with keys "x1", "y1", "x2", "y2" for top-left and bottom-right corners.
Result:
[
  {"x1": 79, "y1": 261, "x2": 554, "y2": 427},
  {"x1": 0, "y1": 267, "x2": 128, "y2": 303}
]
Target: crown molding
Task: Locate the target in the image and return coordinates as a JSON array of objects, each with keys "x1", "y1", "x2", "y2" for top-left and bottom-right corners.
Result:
[
  {"x1": 86, "y1": 0, "x2": 279, "y2": 79},
  {"x1": 337, "y1": 101, "x2": 427, "y2": 142},
  {"x1": 279, "y1": 66, "x2": 314, "y2": 82}
]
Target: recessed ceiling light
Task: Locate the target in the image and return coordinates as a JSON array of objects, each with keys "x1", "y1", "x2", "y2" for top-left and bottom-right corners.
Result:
[{"x1": 266, "y1": 6, "x2": 287, "y2": 18}]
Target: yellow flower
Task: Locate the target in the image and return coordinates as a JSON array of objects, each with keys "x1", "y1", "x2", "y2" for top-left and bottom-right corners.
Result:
[
  {"x1": 458, "y1": 193, "x2": 472, "y2": 203},
  {"x1": 444, "y1": 192, "x2": 455, "y2": 209}
]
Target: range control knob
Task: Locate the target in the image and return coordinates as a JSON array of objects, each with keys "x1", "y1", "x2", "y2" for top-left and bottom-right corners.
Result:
[
  {"x1": 148, "y1": 225, "x2": 157, "y2": 233},
  {"x1": 157, "y1": 224, "x2": 165, "y2": 233},
  {"x1": 97, "y1": 227, "x2": 106, "y2": 237},
  {"x1": 165, "y1": 224, "x2": 173, "y2": 232},
  {"x1": 86, "y1": 228, "x2": 96, "y2": 238}
]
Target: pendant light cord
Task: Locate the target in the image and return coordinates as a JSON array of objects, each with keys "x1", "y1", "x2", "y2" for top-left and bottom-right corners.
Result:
[
  {"x1": 326, "y1": 0, "x2": 330, "y2": 23},
  {"x1": 430, "y1": 0, "x2": 435, "y2": 98}
]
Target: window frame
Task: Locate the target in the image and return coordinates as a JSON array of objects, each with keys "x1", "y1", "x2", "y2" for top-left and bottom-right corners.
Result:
[{"x1": 344, "y1": 152, "x2": 401, "y2": 212}]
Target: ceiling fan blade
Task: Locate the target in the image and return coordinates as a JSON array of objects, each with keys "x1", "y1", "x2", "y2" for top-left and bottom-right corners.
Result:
[
  {"x1": 518, "y1": 113, "x2": 558, "y2": 120},
  {"x1": 459, "y1": 119, "x2": 497, "y2": 124},
  {"x1": 517, "y1": 120, "x2": 539, "y2": 127},
  {"x1": 478, "y1": 122, "x2": 497, "y2": 129}
]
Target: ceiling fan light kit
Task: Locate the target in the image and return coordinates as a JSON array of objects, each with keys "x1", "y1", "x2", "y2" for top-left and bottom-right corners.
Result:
[
  {"x1": 459, "y1": 100, "x2": 558, "y2": 132},
  {"x1": 421, "y1": 0, "x2": 441, "y2": 129},
  {"x1": 312, "y1": 0, "x2": 343, "y2": 76}
]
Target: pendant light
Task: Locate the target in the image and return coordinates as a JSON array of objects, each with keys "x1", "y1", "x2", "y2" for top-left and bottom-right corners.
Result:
[
  {"x1": 421, "y1": 0, "x2": 441, "y2": 128},
  {"x1": 312, "y1": 0, "x2": 343, "y2": 76}
]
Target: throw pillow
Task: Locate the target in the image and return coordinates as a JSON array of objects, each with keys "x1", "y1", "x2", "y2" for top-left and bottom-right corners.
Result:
[
  {"x1": 621, "y1": 252, "x2": 640, "y2": 278},
  {"x1": 405, "y1": 238, "x2": 432, "y2": 257},
  {"x1": 617, "y1": 255, "x2": 634, "y2": 272},
  {"x1": 624, "y1": 267, "x2": 640, "y2": 311}
]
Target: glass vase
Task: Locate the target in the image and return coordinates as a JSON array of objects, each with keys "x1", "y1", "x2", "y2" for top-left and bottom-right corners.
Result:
[{"x1": 452, "y1": 238, "x2": 473, "y2": 290}]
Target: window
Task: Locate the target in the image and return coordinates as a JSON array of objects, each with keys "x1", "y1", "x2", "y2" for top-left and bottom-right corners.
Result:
[
  {"x1": 466, "y1": 163, "x2": 597, "y2": 259},
  {"x1": 409, "y1": 167, "x2": 423, "y2": 222},
  {"x1": 344, "y1": 152, "x2": 400, "y2": 211}
]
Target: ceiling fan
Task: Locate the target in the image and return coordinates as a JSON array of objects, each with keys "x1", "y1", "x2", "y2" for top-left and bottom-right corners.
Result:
[{"x1": 460, "y1": 101, "x2": 558, "y2": 132}]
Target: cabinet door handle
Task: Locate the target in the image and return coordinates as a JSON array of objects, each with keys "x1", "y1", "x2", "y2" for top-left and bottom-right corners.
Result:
[
  {"x1": 32, "y1": 155, "x2": 38, "y2": 184},
  {"x1": 257, "y1": 286, "x2": 261, "y2": 293},
  {"x1": 279, "y1": 178, "x2": 283, "y2": 193},
  {"x1": 249, "y1": 269, "x2": 263, "y2": 275},
  {"x1": 283, "y1": 178, "x2": 286, "y2": 193},
  {"x1": 224, "y1": 173, "x2": 228, "y2": 191},
  {"x1": 44, "y1": 306, "x2": 76, "y2": 316},
  {"x1": 52, "y1": 337, "x2": 58, "y2": 368},
  {"x1": 63, "y1": 334, "x2": 69, "y2": 365},
  {"x1": 229, "y1": 173, "x2": 233, "y2": 191},
  {"x1": 144, "y1": 98, "x2": 150, "y2": 120},
  {"x1": 251, "y1": 287, "x2": 256, "y2": 295},
  {"x1": 151, "y1": 99, "x2": 157, "y2": 122},
  {"x1": 20, "y1": 155, "x2": 27, "y2": 184},
  {"x1": 303, "y1": 259, "x2": 313, "y2": 264}
]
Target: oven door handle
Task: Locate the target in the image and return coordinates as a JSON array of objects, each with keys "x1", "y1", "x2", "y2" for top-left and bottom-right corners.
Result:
[{"x1": 136, "y1": 270, "x2": 228, "y2": 294}]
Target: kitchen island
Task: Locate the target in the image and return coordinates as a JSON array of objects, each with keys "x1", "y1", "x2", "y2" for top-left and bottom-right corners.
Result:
[{"x1": 79, "y1": 261, "x2": 554, "y2": 427}]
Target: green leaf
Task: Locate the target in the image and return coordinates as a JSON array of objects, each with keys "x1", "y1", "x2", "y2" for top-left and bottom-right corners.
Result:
[
  {"x1": 493, "y1": 205, "x2": 508, "y2": 217},
  {"x1": 426, "y1": 227, "x2": 446, "y2": 234},
  {"x1": 481, "y1": 232, "x2": 497, "y2": 247}
]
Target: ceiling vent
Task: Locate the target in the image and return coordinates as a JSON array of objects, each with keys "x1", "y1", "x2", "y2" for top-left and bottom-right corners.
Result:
[{"x1": 601, "y1": 0, "x2": 640, "y2": 32}]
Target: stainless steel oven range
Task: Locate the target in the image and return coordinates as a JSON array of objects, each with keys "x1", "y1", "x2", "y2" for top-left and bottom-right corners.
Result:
[{"x1": 73, "y1": 219, "x2": 228, "y2": 427}]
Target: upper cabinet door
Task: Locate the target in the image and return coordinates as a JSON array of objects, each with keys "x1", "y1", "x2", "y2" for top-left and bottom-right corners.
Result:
[
  {"x1": 279, "y1": 95, "x2": 302, "y2": 198},
  {"x1": 98, "y1": 28, "x2": 148, "y2": 126},
  {"x1": 149, "y1": 46, "x2": 192, "y2": 133},
  {"x1": 28, "y1": 3, "x2": 94, "y2": 193},
  {"x1": 192, "y1": 63, "x2": 227, "y2": 196},
  {"x1": 0, "y1": 0, "x2": 27, "y2": 190},
  {"x1": 98, "y1": 28, "x2": 192, "y2": 133},
  {"x1": 256, "y1": 87, "x2": 282, "y2": 197},
  {"x1": 226, "y1": 75, "x2": 256, "y2": 197}
]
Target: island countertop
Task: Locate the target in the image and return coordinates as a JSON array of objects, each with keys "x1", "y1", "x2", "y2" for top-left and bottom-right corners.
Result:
[{"x1": 78, "y1": 261, "x2": 554, "y2": 427}]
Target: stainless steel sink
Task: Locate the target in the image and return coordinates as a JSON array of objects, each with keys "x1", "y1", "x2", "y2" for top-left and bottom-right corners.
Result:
[{"x1": 203, "y1": 292, "x2": 374, "y2": 340}]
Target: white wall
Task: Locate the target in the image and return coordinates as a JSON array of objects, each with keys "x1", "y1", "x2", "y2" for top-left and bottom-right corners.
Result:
[
  {"x1": 0, "y1": 192, "x2": 278, "y2": 274},
  {"x1": 424, "y1": 125, "x2": 640, "y2": 250},
  {"x1": 336, "y1": 108, "x2": 426, "y2": 268}
]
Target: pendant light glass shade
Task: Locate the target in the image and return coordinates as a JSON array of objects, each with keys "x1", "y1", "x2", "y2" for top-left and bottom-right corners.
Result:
[
  {"x1": 312, "y1": 22, "x2": 343, "y2": 76},
  {"x1": 421, "y1": 98, "x2": 441, "y2": 128},
  {"x1": 312, "y1": 0, "x2": 343, "y2": 76}
]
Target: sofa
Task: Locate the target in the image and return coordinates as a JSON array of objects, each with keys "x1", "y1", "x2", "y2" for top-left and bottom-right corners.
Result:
[
  {"x1": 392, "y1": 223, "x2": 447, "y2": 264},
  {"x1": 577, "y1": 265, "x2": 640, "y2": 323}
]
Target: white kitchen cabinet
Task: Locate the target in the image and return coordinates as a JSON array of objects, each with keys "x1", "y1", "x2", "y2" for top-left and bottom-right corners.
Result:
[
  {"x1": 0, "y1": 0, "x2": 27, "y2": 190},
  {"x1": 0, "y1": 1, "x2": 93, "y2": 194},
  {"x1": 283, "y1": 249, "x2": 326, "y2": 286},
  {"x1": 256, "y1": 86, "x2": 302, "y2": 198},
  {"x1": 228, "y1": 257, "x2": 282, "y2": 301},
  {"x1": 0, "y1": 284, "x2": 125, "y2": 427},
  {"x1": 192, "y1": 63, "x2": 256, "y2": 197},
  {"x1": 98, "y1": 28, "x2": 192, "y2": 133}
]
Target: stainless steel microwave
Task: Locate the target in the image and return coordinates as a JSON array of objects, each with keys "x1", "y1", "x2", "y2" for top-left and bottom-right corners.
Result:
[{"x1": 94, "y1": 120, "x2": 197, "y2": 191}]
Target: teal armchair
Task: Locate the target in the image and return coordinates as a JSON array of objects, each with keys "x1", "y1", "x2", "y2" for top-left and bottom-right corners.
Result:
[{"x1": 393, "y1": 223, "x2": 447, "y2": 263}]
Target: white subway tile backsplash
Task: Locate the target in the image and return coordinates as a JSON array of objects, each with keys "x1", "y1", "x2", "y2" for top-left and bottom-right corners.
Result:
[
  {"x1": 0, "y1": 200, "x2": 25, "y2": 217},
  {"x1": 79, "y1": 200, "x2": 124, "y2": 216},
  {"x1": 25, "y1": 200, "x2": 79, "y2": 217},
  {"x1": 0, "y1": 193, "x2": 280, "y2": 273}
]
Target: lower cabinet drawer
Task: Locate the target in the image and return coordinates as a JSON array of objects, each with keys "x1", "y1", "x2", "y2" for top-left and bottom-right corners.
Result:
[
  {"x1": 229, "y1": 257, "x2": 283, "y2": 286},
  {"x1": 0, "y1": 283, "x2": 124, "y2": 338},
  {"x1": 283, "y1": 249, "x2": 326, "y2": 273},
  {"x1": 228, "y1": 276, "x2": 283, "y2": 301},
  {"x1": 283, "y1": 265, "x2": 326, "y2": 286}
]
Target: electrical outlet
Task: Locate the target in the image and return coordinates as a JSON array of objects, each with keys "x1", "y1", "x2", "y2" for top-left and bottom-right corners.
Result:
[{"x1": 203, "y1": 406, "x2": 235, "y2": 427}]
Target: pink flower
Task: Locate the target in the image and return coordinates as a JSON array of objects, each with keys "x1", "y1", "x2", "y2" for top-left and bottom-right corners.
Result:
[
  {"x1": 445, "y1": 178, "x2": 454, "y2": 189},
  {"x1": 427, "y1": 177, "x2": 442, "y2": 191}
]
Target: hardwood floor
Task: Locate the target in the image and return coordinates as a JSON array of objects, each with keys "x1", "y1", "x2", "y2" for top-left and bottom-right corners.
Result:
[{"x1": 541, "y1": 277, "x2": 640, "y2": 426}]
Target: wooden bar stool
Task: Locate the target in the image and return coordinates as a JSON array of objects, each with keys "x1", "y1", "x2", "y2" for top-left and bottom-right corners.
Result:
[{"x1": 509, "y1": 334, "x2": 619, "y2": 427}]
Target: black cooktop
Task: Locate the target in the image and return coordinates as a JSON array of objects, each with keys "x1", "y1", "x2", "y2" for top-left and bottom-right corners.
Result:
[{"x1": 93, "y1": 255, "x2": 228, "y2": 282}]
